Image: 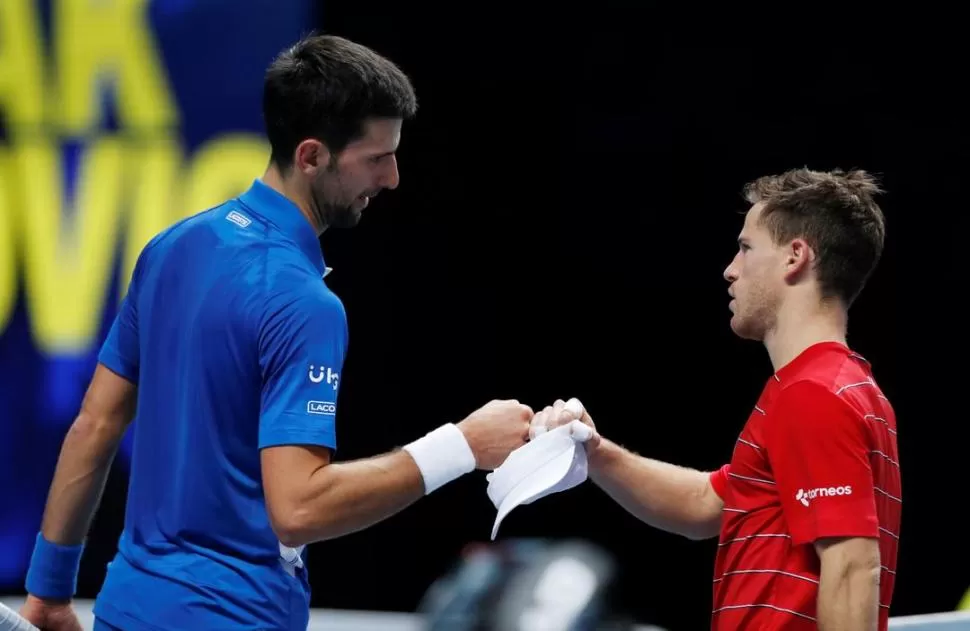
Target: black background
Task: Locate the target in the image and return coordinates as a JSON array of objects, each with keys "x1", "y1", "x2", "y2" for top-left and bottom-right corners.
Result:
[{"x1": 77, "y1": 4, "x2": 968, "y2": 630}]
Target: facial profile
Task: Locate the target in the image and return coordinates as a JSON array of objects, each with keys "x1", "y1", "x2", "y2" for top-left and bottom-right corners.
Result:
[
  {"x1": 295, "y1": 118, "x2": 403, "y2": 230},
  {"x1": 262, "y1": 34, "x2": 417, "y2": 232},
  {"x1": 723, "y1": 203, "x2": 791, "y2": 341},
  {"x1": 723, "y1": 167, "x2": 887, "y2": 342}
]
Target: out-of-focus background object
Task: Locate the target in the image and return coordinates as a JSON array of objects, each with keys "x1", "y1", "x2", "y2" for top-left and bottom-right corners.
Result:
[
  {"x1": 418, "y1": 539, "x2": 639, "y2": 631},
  {"x1": 2, "y1": 1, "x2": 968, "y2": 630}
]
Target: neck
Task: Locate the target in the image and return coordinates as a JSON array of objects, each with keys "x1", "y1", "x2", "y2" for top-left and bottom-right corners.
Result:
[
  {"x1": 763, "y1": 296, "x2": 848, "y2": 372},
  {"x1": 261, "y1": 163, "x2": 326, "y2": 236}
]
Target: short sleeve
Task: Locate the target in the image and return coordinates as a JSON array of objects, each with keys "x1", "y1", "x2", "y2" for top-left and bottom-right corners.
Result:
[
  {"x1": 765, "y1": 381, "x2": 879, "y2": 545},
  {"x1": 258, "y1": 288, "x2": 348, "y2": 451},
  {"x1": 709, "y1": 464, "x2": 731, "y2": 500},
  {"x1": 98, "y1": 285, "x2": 141, "y2": 383}
]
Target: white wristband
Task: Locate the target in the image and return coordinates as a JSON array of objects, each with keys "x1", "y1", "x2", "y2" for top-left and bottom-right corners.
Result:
[{"x1": 403, "y1": 423, "x2": 477, "y2": 494}]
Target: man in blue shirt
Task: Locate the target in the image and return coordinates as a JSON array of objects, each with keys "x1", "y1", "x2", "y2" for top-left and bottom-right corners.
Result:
[{"x1": 21, "y1": 35, "x2": 536, "y2": 631}]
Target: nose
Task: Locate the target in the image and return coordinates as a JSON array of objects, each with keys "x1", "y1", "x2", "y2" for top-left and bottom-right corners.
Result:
[
  {"x1": 723, "y1": 255, "x2": 739, "y2": 284},
  {"x1": 381, "y1": 154, "x2": 400, "y2": 191}
]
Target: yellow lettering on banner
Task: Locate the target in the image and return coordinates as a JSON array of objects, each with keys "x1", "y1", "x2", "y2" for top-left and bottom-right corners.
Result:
[
  {"x1": 959, "y1": 585, "x2": 970, "y2": 610},
  {"x1": 0, "y1": 150, "x2": 16, "y2": 336},
  {"x1": 0, "y1": 0, "x2": 45, "y2": 131},
  {"x1": 120, "y1": 138, "x2": 183, "y2": 296},
  {"x1": 54, "y1": 0, "x2": 177, "y2": 134},
  {"x1": 182, "y1": 135, "x2": 270, "y2": 219},
  {"x1": 16, "y1": 139, "x2": 127, "y2": 354}
]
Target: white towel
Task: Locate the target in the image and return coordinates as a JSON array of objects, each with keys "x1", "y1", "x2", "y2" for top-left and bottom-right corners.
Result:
[{"x1": 486, "y1": 419, "x2": 593, "y2": 540}]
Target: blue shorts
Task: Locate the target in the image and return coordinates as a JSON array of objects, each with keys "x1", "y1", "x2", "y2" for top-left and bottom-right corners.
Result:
[{"x1": 93, "y1": 618, "x2": 123, "y2": 631}]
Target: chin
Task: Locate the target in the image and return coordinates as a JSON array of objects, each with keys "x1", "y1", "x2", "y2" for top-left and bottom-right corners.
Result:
[
  {"x1": 729, "y1": 316, "x2": 763, "y2": 342},
  {"x1": 332, "y1": 210, "x2": 363, "y2": 229}
]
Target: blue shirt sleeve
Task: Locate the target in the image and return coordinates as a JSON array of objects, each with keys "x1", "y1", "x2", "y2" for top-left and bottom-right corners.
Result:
[
  {"x1": 98, "y1": 286, "x2": 140, "y2": 383},
  {"x1": 98, "y1": 236, "x2": 159, "y2": 383},
  {"x1": 258, "y1": 287, "x2": 348, "y2": 450}
]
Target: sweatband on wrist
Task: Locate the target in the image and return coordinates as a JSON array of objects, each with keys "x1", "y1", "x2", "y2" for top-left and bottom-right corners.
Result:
[
  {"x1": 403, "y1": 423, "x2": 476, "y2": 494},
  {"x1": 24, "y1": 533, "x2": 84, "y2": 601}
]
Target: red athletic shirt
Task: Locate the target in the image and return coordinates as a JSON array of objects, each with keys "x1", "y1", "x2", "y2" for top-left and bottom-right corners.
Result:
[{"x1": 709, "y1": 342, "x2": 901, "y2": 630}]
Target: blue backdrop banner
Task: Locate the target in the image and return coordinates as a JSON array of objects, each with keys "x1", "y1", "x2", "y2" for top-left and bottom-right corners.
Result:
[{"x1": 0, "y1": 0, "x2": 316, "y2": 589}]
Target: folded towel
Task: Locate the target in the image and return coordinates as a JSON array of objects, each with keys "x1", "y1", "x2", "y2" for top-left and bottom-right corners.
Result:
[{"x1": 486, "y1": 415, "x2": 592, "y2": 540}]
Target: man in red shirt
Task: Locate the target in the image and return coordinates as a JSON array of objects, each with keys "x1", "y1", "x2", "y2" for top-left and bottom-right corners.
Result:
[{"x1": 536, "y1": 167, "x2": 899, "y2": 630}]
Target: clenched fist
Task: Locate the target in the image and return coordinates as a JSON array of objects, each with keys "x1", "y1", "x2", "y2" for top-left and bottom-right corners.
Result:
[
  {"x1": 530, "y1": 397, "x2": 601, "y2": 451},
  {"x1": 457, "y1": 399, "x2": 533, "y2": 470},
  {"x1": 19, "y1": 594, "x2": 83, "y2": 631}
]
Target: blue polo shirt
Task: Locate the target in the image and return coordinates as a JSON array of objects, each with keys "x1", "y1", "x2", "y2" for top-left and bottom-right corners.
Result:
[{"x1": 92, "y1": 180, "x2": 348, "y2": 631}]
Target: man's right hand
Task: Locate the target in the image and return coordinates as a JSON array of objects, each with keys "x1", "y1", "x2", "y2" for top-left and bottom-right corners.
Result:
[
  {"x1": 457, "y1": 400, "x2": 534, "y2": 470},
  {"x1": 19, "y1": 594, "x2": 83, "y2": 631},
  {"x1": 531, "y1": 398, "x2": 602, "y2": 452}
]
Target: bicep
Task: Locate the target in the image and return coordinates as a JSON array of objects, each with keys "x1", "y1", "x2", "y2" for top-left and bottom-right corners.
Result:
[
  {"x1": 708, "y1": 463, "x2": 730, "y2": 503},
  {"x1": 693, "y1": 467, "x2": 727, "y2": 538},
  {"x1": 815, "y1": 536, "x2": 881, "y2": 581},
  {"x1": 816, "y1": 536, "x2": 880, "y2": 564},
  {"x1": 766, "y1": 383, "x2": 879, "y2": 545},
  {"x1": 258, "y1": 291, "x2": 348, "y2": 451},
  {"x1": 261, "y1": 444, "x2": 332, "y2": 530},
  {"x1": 81, "y1": 364, "x2": 138, "y2": 430}
]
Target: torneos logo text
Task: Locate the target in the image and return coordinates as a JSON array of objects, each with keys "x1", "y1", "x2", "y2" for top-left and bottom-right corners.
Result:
[{"x1": 795, "y1": 485, "x2": 852, "y2": 507}]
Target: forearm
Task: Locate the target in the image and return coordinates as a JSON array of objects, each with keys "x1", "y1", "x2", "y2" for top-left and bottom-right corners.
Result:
[
  {"x1": 588, "y1": 438, "x2": 721, "y2": 539},
  {"x1": 276, "y1": 423, "x2": 476, "y2": 546},
  {"x1": 40, "y1": 412, "x2": 128, "y2": 545},
  {"x1": 282, "y1": 449, "x2": 425, "y2": 545},
  {"x1": 817, "y1": 557, "x2": 880, "y2": 630}
]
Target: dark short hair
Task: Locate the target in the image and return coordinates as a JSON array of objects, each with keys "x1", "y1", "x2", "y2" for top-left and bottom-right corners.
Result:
[
  {"x1": 743, "y1": 168, "x2": 886, "y2": 306},
  {"x1": 263, "y1": 33, "x2": 418, "y2": 170}
]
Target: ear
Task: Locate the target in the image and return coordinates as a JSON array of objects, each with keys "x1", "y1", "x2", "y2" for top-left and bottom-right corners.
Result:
[
  {"x1": 783, "y1": 238, "x2": 814, "y2": 283},
  {"x1": 293, "y1": 139, "x2": 332, "y2": 176}
]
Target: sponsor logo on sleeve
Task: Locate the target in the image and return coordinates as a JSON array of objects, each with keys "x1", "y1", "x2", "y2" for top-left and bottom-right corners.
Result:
[
  {"x1": 795, "y1": 485, "x2": 852, "y2": 507},
  {"x1": 309, "y1": 365, "x2": 339, "y2": 391},
  {"x1": 307, "y1": 400, "x2": 336, "y2": 416}
]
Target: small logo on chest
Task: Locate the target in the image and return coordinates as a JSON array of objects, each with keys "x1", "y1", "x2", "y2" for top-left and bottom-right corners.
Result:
[{"x1": 226, "y1": 210, "x2": 252, "y2": 228}]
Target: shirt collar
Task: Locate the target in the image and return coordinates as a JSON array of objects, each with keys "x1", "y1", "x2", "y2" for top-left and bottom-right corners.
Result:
[
  {"x1": 237, "y1": 179, "x2": 331, "y2": 278},
  {"x1": 774, "y1": 341, "x2": 852, "y2": 383}
]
